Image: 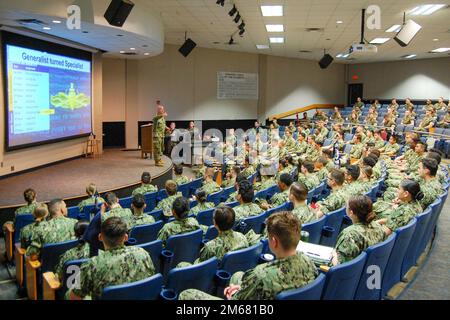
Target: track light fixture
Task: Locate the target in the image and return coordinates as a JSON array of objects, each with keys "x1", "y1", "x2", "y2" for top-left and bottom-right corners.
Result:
[
  {"x1": 239, "y1": 28, "x2": 245, "y2": 36},
  {"x1": 216, "y1": 0, "x2": 225, "y2": 6},
  {"x1": 229, "y1": 36, "x2": 234, "y2": 45},
  {"x1": 229, "y1": 5, "x2": 237, "y2": 16},
  {"x1": 238, "y1": 21, "x2": 245, "y2": 30},
  {"x1": 234, "y1": 12, "x2": 241, "y2": 23}
]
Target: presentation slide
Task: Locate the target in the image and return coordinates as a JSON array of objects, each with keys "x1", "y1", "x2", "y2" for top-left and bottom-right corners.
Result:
[{"x1": 4, "y1": 40, "x2": 92, "y2": 150}]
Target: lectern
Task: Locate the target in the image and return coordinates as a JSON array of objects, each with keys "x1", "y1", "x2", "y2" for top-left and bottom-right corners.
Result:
[{"x1": 141, "y1": 124, "x2": 153, "y2": 159}]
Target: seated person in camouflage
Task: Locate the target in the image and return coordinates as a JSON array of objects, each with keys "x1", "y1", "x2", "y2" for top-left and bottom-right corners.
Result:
[
  {"x1": 415, "y1": 109, "x2": 436, "y2": 131},
  {"x1": 426, "y1": 151, "x2": 447, "y2": 185},
  {"x1": 373, "y1": 130, "x2": 386, "y2": 150},
  {"x1": 348, "y1": 134, "x2": 365, "y2": 161},
  {"x1": 221, "y1": 166, "x2": 240, "y2": 188},
  {"x1": 100, "y1": 192, "x2": 133, "y2": 227},
  {"x1": 376, "y1": 180, "x2": 423, "y2": 235},
  {"x1": 254, "y1": 170, "x2": 276, "y2": 192},
  {"x1": 3, "y1": 188, "x2": 38, "y2": 231},
  {"x1": 316, "y1": 169, "x2": 347, "y2": 217},
  {"x1": 341, "y1": 165, "x2": 366, "y2": 196},
  {"x1": 132, "y1": 172, "x2": 158, "y2": 196},
  {"x1": 69, "y1": 217, "x2": 155, "y2": 300},
  {"x1": 380, "y1": 135, "x2": 400, "y2": 157},
  {"x1": 289, "y1": 182, "x2": 317, "y2": 225},
  {"x1": 297, "y1": 161, "x2": 320, "y2": 191},
  {"x1": 241, "y1": 157, "x2": 256, "y2": 179},
  {"x1": 190, "y1": 189, "x2": 215, "y2": 216},
  {"x1": 128, "y1": 194, "x2": 155, "y2": 231},
  {"x1": 359, "y1": 166, "x2": 374, "y2": 193},
  {"x1": 179, "y1": 212, "x2": 317, "y2": 300},
  {"x1": 415, "y1": 158, "x2": 443, "y2": 209},
  {"x1": 173, "y1": 164, "x2": 190, "y2": 186},
  {"x1": 222, "y1": 174, "x2": 247, "y2": 204},
  {"x1": 260, "y1": 173, "x2": 293, "y2": 210},
  {"x1": 157, "y1": 197, "x2": 204, "y2": 245},
  {"x1": 26, "y1": 199, "x2": 77, "y2": 260},
  {"x1": 20, "y1": 203, "x2": 49, "y2": 249},
  {"x1": 234, "y1": 180, "x2": 263, "y2": 221},
  {"x1": 332, "y1": 196, "x2": 386, "y2": 265},
  {"x1": 437, "y1": 109, "x2": 450, "y2": 128},
  {"x1": 200, "y1": 167, "x2": 221, "y2": 196},
  {"x1": 315, "y1": 157, "x2": 329, "y2": 181},
  {"x1": 77, "y1": 183, "x2": 105, "y2": 213},
  {"x1": 156, "y1": 180, "x2": 182, "y2": 217},
  {"x1": 275, "y1": 158, "x2": 291, "y2": 181},
  {"x1": 55, "y1": 221, "x2": 90, "y2": 281}
]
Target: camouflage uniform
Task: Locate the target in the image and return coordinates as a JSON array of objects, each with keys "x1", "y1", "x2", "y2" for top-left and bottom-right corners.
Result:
[
  {"x1": 335, "y1": 222, "x2": 387, "y2": 264},
  {"x1": 224, "y1": 191, "x2": 238, "y2": 204},
  {"x1": 20, "y1": 220, "x2": 44, "y2": 249},
  {"x1": 316, "y1": 188, "x2": 346, "y2": 214},
  {"x1": 382, "y1": 201, "x2": 423, "y2": 231},
  {"x1": 241, "y1": 165, "x2": 256, "y2": 179},
  {"x1": 132, "y1": 184, "x2": 158, "y2": 196},
  {"x1": 70, "y1": 245, "x2": 155, "y2": 300},
  {"x1": 55, "y1": 242, "x2": 90, "y2": 280},
  {"x1": 221, "y1": 177, "x2": 236, "y2": 188},
  {"x1": 26, "y1": 216, "x2": 77, "y2": 257},
  {"x1": 268, "y1": 189, "x2": 290, "y2": 207},
  {"x1": 284, "y1": 136, "x2": 297, "y2": 154},
  {"x1": 383, "y1": 143, "x2": 400, "y2": 156},
  {"x1": 349, "y1": 142, "x2": 364, "y2": 160},
  {"x1": 316, "y1": 168, "x2": 329, "y2": 182},
  {"x1": 200, "y1": 180, "x2": 221, "y2": 195},
  {"x1": 174, "y1": 175, "x2": 190, "y2": 186},
  {"x1": 78, "y1": 196, "x2": 105, "y2": 213},
  {"x1": 416, "y1": 177, "x2": 443, "y2": 209},
  {"x1": 331, "y1": 112, "x2": 344, "y2": 124},
  {"x1": 101, "y1": 206, "x2": 133, "y2": 227},
  {"x1": 402, "y1": 114, "x2": 414, "y2": 125},
  {"x1": 254, "y1": 177, "x2": 277, "y2": 192},
  {"x1": 128, "y1": 213, "x2": 156, "y2": 231},
  {"x1": 374, "y1": 137, "x2": 386, "y2": 150},
  {"x1": 292, "y1": 204, "x2": 317, "y2": 225},
  {"x1": 153, "y1": 114, "x2": 166, "y2": 163},
  {"x1": 341, "y1": 181, "x2": 367, "y2": 197},
  {"x1": 296, "y1": 140, "x2": 308, "y2": 154},
  {"x1": 298, "y1": 174, "x2": 320, "y2": 191},
  {"x1": 179, "y1": 252, "x2": 317, "y2": 300},
  {"x1": 190, "y1": 202, "x2": 215, "y2": 216},
  {"x1": 234, "y1": 203, "x2": 264, "y2": 221},
  {"x1": 416, "y1": 116, "x2": 435, "y2": 130},
  {"x1": 193, "y1": 165, "x2": 206, "y2": 179},
  {"x1": 156, "y1": 192, "x2": 183, "y2": 217},
  {"x1": 157, "y1": 217, "x2": 202, "y2": 245},
  {"x1": 437, "y1": 113, "x2": 450, "y2": 128},
  {"x1": 198, "y1": 230, "x2": 249, "y2": 262},
  {"x1": 6, "y1": 202, "x2": 39, "y2": 228}
]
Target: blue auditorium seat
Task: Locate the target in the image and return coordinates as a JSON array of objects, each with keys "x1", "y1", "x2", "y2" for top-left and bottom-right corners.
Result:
[
  {"x1": 196, "y1": 208, "x2": 215, "y2": 226},
  {"x1": 207, "y1": 190, "x2": 223, "y2": 206},
  {"x1": 276, "y1": 273, "x2": 326, "y2": 300},
  {"x1": 101, "y1": 274, "x2": 163, "y2": 300},
  {"x1": 13, "y1": 214, "x2": 34, "y2": 243},
  {"x1": 137, "y1": 240, "x2": 163, "y2": 273},
  {"x1": 254, "y1": 188, "x2": 269, "y2": 201},
  {"x1": 220, "y1": 185, "x2": 236, "y2": 202},
  {"x1": 301, "y1": 215, "x2": 327, "y2": 244},
  {"x1": 204, "y1": 225, "x2": 218, "y2": 241},
  {"x1": 237, "y1": 211, "x2": 268, "y2": 234},
  {"x1": 118, "y1": 195, "x2": 133, "y2": 209},
  {"x1": 381, "y1": 218, "x2": 416, "y2": 298},
  {"x1": 67, "y1": 206, "x2": 81, "y2": 220},
  {"x1": 143, "y1": 191, "x2": 158, "y2": 212},
  {"x1": 164, "y1": 229, "x2": 203, "y2": 269},
  {"x1": 129, "y1": 221, "x2": 164, "y2": 244},
  {"x1": 40, "y1": 239, "x2": 80, "y2": 273},
  {"x1": 157, "y1": 189, "x2": 168, "y2": 201},
  {"x1": 189, "y1": 178, "x2": 203, "y2": 196},
  {"x1": 219, "y1": 242, "x2": 263, "y2": 276},
  {"x1": 321, "y1": 251, "x2": 367, "y2": 300},
  {"x1": 354, "y1": 234, "x2": 396, "y2": 300},
  {"x1": 147, "y1": 209, "x2": 163, "y2": 221},
  {"x1": 416, "y1": 198, "x2": 442, "y2": 258},
  {"x1": 177, "y1": 181, "x2": 191, "y2": 197},
  {"x1": 57, "y1": 258, "x2": 90, "y2": 299},
  {"x1": 320, "y1": 207, "x2": 346, "y2": 247}
]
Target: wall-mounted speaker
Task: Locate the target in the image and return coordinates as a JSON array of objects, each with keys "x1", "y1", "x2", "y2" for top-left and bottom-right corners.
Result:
[
  {"x1": 394, "y1": 19, "x2": 422, "y2": 47},
  {"x1": 319, "y1": 54, "x2": 333, "y2": 69},
  {"x1": 104, "y1": 0, "x2": 135, "y2": 27},
  {"x1": 179, "y1": 38, "x2": 197, "y2": 57}
]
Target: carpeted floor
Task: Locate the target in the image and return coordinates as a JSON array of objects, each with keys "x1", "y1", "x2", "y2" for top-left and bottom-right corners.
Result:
[{"x1": 0, "y1": 149, "x2": 171, "y2": 207}]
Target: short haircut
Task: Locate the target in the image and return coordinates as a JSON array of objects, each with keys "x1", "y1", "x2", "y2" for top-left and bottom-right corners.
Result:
[
  {"x1": 132, "y1": 193, "x2": 146, "y2": 209},
  {"x1": 329, "y1": 168, "x2": 345, "y2": 186},
  {"x1": 74, "y1": 221, "x2": 89, "y2": 239},
  {"x1": 165, "y1": 180, "x2": 178, "y2": 196},
  {"x1": 232, "y1": 166, "x2": 241, "y2": 176},
  {"x1": 141, "y1": 172, "x2": 152, "y2": 184},
  {"x1": 279, "y1": 173, "x2": 293, "y2": 187},
  {"x1": 105, "y1": 192, "x2": 118, "y2": 206},
  {"x1": 322, "y1": 148, "x2": 333, "y2": 158},
  {"x1": 302, "y1": 161, "x2": 315, "y2": 173},
  {"x1": 33, "y1": 203, "x2": 48, "y2": 220},
  {"x1": 174, "y1": 165, "x2": 183, "y2": 175},
  {"x1": 213, "y1": 206, "x2": 235, "y2": 231},
  {"x1": 236, "y1": 173, "x2": 247, "y2": 184},
  {"x1": 101, "y1": 217, "x2": 128, "y2": 248},
  {"x1": 48, "y1": 199, "x2": 64, "y2": 218},
  {"x1": 362, "y1": 156, "x2": 376, "y2": 168},
  {"x1": 390, "y1": 135, "x2": 398, "y2": 142},
  {"x1": 172, "y1": 197, "x2": 190, "y2": 219},
  {"x1": 23, "y1": 188, "x2": 36, "y2": 204},
  {"x1": 416, "y1": 141, "x2": 427, "y2": 151},
  {"x1": 195, "y1": 189, "x2": 207, "y2": 203},
  {"x1": 362, "y1": 166, "x2": 373, "y2": 180},
  {"x1": 421, "y1": 158, "x2": 438, "y2": 176},
  {"x1": 354, "y1": 134, "x2": 362, "y2": 142},
  {"x1": 238, "y1": 180, "x2": 254, "y2": 203},
  {"x1": 346, "y1": 165, "x2": 360, "y2": 181},
  {"x1": 369, "y1": 149, "x2": 381, "y2": 158},
  {"x1": 290, "y1": 182, "x2": 308, "y2": 201},
  {"x1": 427, "y1": 151, "x2": 442, "y2": 165},
  {"x1": 348, "y1": 196, "x2": 376, "y2": 225},
  {"x1": 318, "y1": 156, "x2": 329, "y2": 166},
  {"x1": 266, "y1": 212, "x2": 301, "y2": 251}
]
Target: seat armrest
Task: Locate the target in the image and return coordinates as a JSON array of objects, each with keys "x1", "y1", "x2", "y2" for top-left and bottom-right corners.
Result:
[
  {"x1": 14, "y1": 244, "x2": 26, "y2": 287},
  {"x1": 26, "y1": 258, "x2": 42, "y2": 300},
  {"x1": 4, "y1": 224, "x2": 14, "y2": 261},
  {"x1": 42, "y1": 272, "x2": 61, "y2": 300},
  {"x1": 320, "y1": 265, "x2": 330, "y2": 273}
]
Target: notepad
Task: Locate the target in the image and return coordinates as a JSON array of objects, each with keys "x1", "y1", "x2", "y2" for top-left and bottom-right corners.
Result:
[{"x1": 297, "y1": 241, "x2": 334, "y2": 266}]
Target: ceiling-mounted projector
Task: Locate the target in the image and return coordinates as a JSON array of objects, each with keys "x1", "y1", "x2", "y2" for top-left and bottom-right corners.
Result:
[{"x1": 349, "y1": 43, "x2": 378, "y2": 57}]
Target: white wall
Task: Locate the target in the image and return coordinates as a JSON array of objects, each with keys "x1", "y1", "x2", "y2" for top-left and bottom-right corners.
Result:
[{"x1": 347, "y1": 58, "x2": 450, "y2": 100}]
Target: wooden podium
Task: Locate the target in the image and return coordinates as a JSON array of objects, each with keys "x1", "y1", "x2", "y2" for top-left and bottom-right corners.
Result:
[{"x1": 141, "y1": 124, "x2": 153, "y2": 159}]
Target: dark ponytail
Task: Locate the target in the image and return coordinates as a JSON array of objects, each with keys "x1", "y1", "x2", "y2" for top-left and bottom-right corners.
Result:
[
  {"x1": 400, "y1": 180, "x2": 424, "y2": 201},
  {"x1": 348, "y1": 195, "x2": 376, "y2": 225}
]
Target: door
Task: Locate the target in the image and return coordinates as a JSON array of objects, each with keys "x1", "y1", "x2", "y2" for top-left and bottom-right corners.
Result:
[{"x1": 348, "y1": 83, "x2": 363, "y2": 106}]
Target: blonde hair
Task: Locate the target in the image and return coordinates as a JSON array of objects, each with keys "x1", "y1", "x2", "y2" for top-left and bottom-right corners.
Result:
[
  {"x1": 33, "y1": 203, "x2": 48, "y2": 220},
  {"x1": 86, "y1": 183, "x2": 97, "y2": 196}
]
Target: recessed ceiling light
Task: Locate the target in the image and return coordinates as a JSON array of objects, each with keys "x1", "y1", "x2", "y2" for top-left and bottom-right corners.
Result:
[
  {"x1": 130, "y1": 48, "x2": 136, "y2": 50},
  {"x1": 386, "y1": 24, "x2": 402, "y2": 33},
  {"x1": 370, "y1": 37, "x2": 390, "y2": 44},
  {"x1": 43, "y1": 27, "x2": 51, "y2": 30},
  {"x1": 342, "y1": 53, "x2": 350, "y2": 58},
  {"x1": 269, "y1": 37, "x2": 284, "y2": 44},
  {"x1": 261, "y1": 5, "x2": 283, "y2": 17},
  {"x1": 431, "y1": 47, "x2": 450, "y2": 53},
  {"x1": 336, "y1": 54, "x2": 343, "y2": 58},
  {"x1": 403, "y1": 54, "x2": 417, "y2": 59},
  {"x1": 52, "y1": 20, "x2": 61, "y2": 24},
  {"x1": 256, "y1": 44, "x2": 270, "y2": 49},
  {"x1": 117, "y1": 34, "x2": 124, "y2": 37},
  {"x1": 336, "y1": 20, "x2": 343, "y2": 24},
  {"x1": 266, "y1": 24, "x2": 284, "y2": 32},
  {"x1": 336, "y1": 53, "x2": 349, "y2": 58},
  {"x1": 144, "y1": 53, "x2": 150, "y2": 56},
  {"x1": 433, "y1": 38, "x2": 439, "y2": 41},
  {"x1": 120, "y1": 51, "x2": 125, "y2": 54},
  {"x1": 410, "y1": 4, "x2": 446, "y2": 15},
  {"x1": 82, "y1": 31, "x2": 89, "y2": 33}
]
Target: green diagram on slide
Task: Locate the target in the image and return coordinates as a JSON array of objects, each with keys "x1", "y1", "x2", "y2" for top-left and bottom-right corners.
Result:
[{"x1": 50, "y1": 83, "x2": 90, "y2": 110}]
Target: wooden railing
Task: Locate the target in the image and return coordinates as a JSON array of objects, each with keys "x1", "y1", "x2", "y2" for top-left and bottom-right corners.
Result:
[{"x1": 269, "y1": 103, "x2": 344, "y2": 121}]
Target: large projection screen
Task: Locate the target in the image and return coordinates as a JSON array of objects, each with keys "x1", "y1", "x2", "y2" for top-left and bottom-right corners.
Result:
[{"x1": 2, "y1": 31, "x2": 92, "y2": 151}]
